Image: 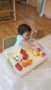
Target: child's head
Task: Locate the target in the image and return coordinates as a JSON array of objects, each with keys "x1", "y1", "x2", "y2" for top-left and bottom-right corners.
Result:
[{"x1": 18, "y1": 24, "x2": 32, "y2": 40}]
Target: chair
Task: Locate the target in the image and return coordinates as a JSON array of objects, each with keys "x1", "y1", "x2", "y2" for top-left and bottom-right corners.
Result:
[{"x1": 3, "y1": 35, "x2": 16, "y2": 50}]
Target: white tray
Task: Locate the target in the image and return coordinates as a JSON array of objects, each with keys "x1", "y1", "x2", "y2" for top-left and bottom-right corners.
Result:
[{"x1": 4, "y1": 40, "x2": 49, "y2": 76}]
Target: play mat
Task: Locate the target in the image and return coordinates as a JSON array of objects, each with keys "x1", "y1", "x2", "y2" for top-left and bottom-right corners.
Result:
[{"x1": 5, "y1": 40, "x2": 49, "y2": 76}]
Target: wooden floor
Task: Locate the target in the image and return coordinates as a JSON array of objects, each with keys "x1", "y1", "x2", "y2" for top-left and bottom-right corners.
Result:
[{"x1": 0, "y1": 3, "x2": 51, "y2": 52}]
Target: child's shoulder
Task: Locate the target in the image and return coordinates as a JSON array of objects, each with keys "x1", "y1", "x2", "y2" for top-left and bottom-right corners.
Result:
[
  {"x1": 16, "y1": 35, "x2": 24, "y2": 40},
  {"x1": 16, "y1": 35, "x2": 23, "y2": 38}
]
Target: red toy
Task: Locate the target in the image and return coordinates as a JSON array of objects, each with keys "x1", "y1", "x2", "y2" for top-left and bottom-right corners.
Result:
[
  {"x1": 37, "y1": 48, "x2": 41, "y2": 51},
  {"x1": 20, "y1": 49, "x2": 29, "y2": 60},
  {"x1": 20, "y1": 49, "x2": 26, "y2": 55},
  {"x1": 22, "y1": 54, "x2": 28, "y2": 60},
  {"x1": 42, "y1": 52, "x2": 46, "y2": 57},
  {"x1": 15, "y1": 63, "x2": 23, "y2": 71}
]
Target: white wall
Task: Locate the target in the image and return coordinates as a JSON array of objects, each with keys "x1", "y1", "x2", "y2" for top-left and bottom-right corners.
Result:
[
  {"x1": 44, "y1": 0, "x2": 51, "y2": 19},
  {"x1": 37, "y1": 0, "x2": 44, "y2": 14},
  {"x1": 28, "y1": 0, "x2": 44, "y2": 15}
]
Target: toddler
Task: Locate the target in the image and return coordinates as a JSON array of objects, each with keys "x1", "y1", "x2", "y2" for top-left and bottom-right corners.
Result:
[{"x1": 15, "y1": 24, "x2": 34, "y2": 48}]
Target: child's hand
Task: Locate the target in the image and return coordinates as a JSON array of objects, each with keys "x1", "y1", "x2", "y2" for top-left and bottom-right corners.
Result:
[
  {"x1": 20, "y1": 40, "x2": 35, "y2": 49},
  {"x1": 25, "y1": 44, "x2": 35, "y2": 49},
  {"x1": 30, "y1": 44, "x2": 35, "y2": 50}
]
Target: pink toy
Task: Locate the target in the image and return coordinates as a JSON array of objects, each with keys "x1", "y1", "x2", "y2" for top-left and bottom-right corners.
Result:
[
  {"x1": 37, "y1": 48, "x2": 41, "y2": 51},
  {"x1": 15, "y1": 63, "x2": 23, "y2": 71},
  {"x1": 42, "y1": 52, "x2": 46, "y2": 57}
]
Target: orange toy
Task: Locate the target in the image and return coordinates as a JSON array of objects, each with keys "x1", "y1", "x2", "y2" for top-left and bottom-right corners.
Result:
[
  {"x1": 28, "y1": 59, "x2": 32, "y2": 65},
  {"x1": 22, "y1": 59, "x2": 32, "y2": 67},
  {"x1": 22, "y1": 62, "x2": 28, "y2": 67}
]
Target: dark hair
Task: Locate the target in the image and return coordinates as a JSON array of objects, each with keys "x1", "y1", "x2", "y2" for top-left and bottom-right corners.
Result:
[{"x1": 18, "y1": 24, "x2": 32, "y2": 35}]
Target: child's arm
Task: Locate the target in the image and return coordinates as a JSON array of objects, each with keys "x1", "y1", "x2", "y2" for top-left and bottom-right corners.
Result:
[{"x1": 20, "y1": 40, "x2": 34, "y2": 48}]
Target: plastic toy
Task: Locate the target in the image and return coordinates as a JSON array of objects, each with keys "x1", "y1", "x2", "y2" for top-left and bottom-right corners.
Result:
[
  {"x1": 20, "y1": 49, "x2": 26, "y2": 54},
  {"x1": 22, "y1": 54, "x2": 28, "y2": 60},
  {"x1": 41, "y1": 52, "x2": 46, "y2": 57},
  {"x1": 22, "y1": 59, "x2": 32, "y2": 67},
  {"x1": 33, "y1": 50, "x2": 40, "y2": 56},
  {"x1": 15, "y1": 63, "x2": 23, "y2": 71}
]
